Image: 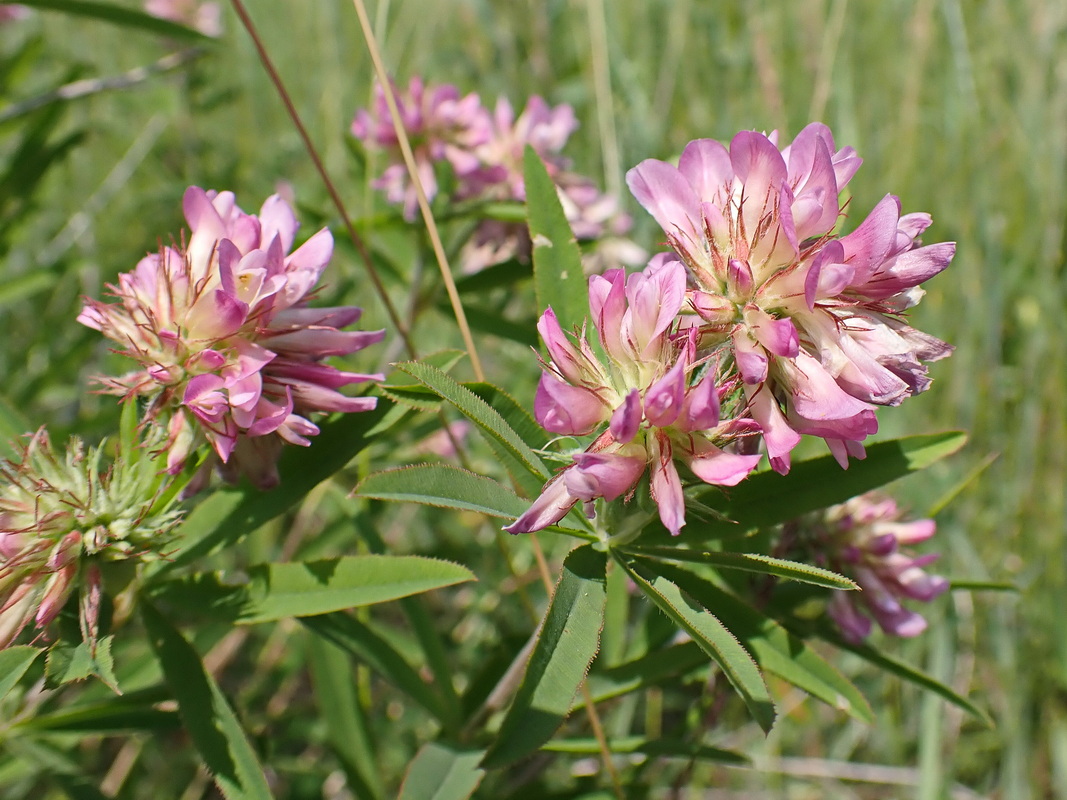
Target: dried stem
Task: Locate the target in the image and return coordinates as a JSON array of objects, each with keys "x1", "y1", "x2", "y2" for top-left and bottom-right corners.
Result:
[
  {"x1": 348, "y1": 0, "x2": 486, "y2": 381},
  {"x1": 228, "y1": 0, "x2": 417, "y2": 360}
]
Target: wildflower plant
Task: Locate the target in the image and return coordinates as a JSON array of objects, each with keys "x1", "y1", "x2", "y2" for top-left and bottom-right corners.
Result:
[{"x1": 0, "y1": 10, "x2": 996, "y2": 795}]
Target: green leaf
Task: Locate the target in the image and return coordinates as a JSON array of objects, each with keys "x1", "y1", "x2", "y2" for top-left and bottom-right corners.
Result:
[
  {"x1": 681, "y1": 432, "x2": 968, "y2": 544},
  {"x1": 948, "y1": 579, "x2": 1018, "y2": 593},
  {"x1": 239, "y1": 555, "x2": 474, "y2": 624},
  {"x1": 541, "y1": 736, "x2": 747, "y2": 764},
  {"x1": 43, "y1": 636, "x2": 119, "y2": 693},
  {"x1": 482, "y1": 546, "x2": 607, "y2": 768},
  {"x1": 14, "y1": 686, "x2": 179, "y2": 733},
  {"x1": 301, "y1": 612, "x2": 447, "y2": 721},
  {"x1": 586, "y1": 641, "x2": 709, "y2": 704},
  {"x1": 823, "y1": 626, "x2": 991, "y2": 725},
  {"x1": 308, "y1": 636, "x2": 385, "y2": 800},
  {"x1": 394, "y1": 362, "x2": 547, "y2": 486},
  {"x1": 151, "y1": 406, "x2": 385, "y2": 577},
  {"x1": 625, "y1": 547, "x2": 857, "y2": 590},
  {"x1": 140, "y1": 602, "x2": 273, "y2": 800},
  {"x1": 399, "y1": 742, "x2": 486, "y2": 800},
  {"x1": 18, "y1": 0, "x2": 214, "y2": 40},
  {"x1": 0, "y1": 646, "x2": 42, "y2": 701},
  {"x1": 642, "y1": 562, "x2": 873, "y2": 723},
  {"x1": 152, "y1": 555, "x2": 475, "y2": 625},
  {"x1": 617, "y1": 555, "x2": 776, "y2": 732},
  {"x1": 524, "y1": 145, "x2": 587, "y2": 332},
  {"x1": 354, "y1": 464, "x2": 530, "y2": 519}
]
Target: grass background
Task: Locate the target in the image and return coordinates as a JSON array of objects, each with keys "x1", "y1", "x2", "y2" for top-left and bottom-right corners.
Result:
[{"x1": 2, "y1": 0, "x2": 1066, "y2": 796}]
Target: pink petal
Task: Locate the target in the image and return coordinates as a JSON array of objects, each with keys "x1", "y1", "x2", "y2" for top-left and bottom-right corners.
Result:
[
  {"x1": 678, "y1": 373, "x2": 720, "y2": 432},
  {"x1": 534, "y1": 373, "x2": 608, "y2": 435},
  {"x1": 643, "y1": 356, "x2": 687, "y2": 428},
  {"x1": 610, "y1": 388, "x2": 643, "y2": 443},
  {"x1": 565, "y1": 451, "x2": 646, "y2": 502},
  {"x1": 649, "y1": 436, "x2": 686, "y2": 535},
  {"x1": 677, "y1": 138, "x2": 734, "y2": 204},
  {"x1": 686, "y1": 439, "x2": 761, "y2": 486},
  {"x1": 504, "y1": 472, "x2": 579, "y2": 534},
  {"x1": 625, "y1": 159, "x2": 704, "y2": 248}
]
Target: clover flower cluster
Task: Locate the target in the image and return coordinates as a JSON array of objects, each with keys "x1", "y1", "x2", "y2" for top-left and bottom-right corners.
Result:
[
  {"x1": 628, "y1": 124, "x2": 955, "y2": 473},
  {"x1": 351, "y1": 77, "x2": 643, "y2": 272},
  {"x1": 79, "y1": 187, "x2": 383, "y2": 488},
  {"x1": 510, "y1": 124, "x2": 954, "y2": 536},
  {"x1": 0, "y1": 430, "x2": 183, "y2": 648},
  {"x1": 779, "y1": 492, "x2": 949, "y2": 641}
]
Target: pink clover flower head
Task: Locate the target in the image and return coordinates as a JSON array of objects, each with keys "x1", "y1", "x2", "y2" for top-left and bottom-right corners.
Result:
[
  {"x1": 0, "y1": 429, "x2": 184, "y2": 649},
  {"x1": 351, "y1": 77, "x2": 492, "y2": 221},
  {"x1": 506, "y1": 257, "x2": 762, "y2": 537},
  {"x1": 79, "y1": 187, "x2": 384, "y2": 487},
  {"x1": 786, "y1": 492, "x2": 948, "y2": 643},
  {"x1": 143, "y1": 0, "x2": 222, "y2": 37},
  {"x1": 626, "y1": 124, "x2": 954, "y2": 472}
]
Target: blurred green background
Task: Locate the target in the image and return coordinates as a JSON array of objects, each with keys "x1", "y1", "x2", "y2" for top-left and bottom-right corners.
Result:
[{"x1": 2, "y1": 0, "x2": 1065, "y2": 796}]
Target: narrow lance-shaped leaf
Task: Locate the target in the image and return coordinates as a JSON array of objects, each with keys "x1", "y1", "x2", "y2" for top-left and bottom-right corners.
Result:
[
  {"x1": 820, "y1": 623, "x2": 991, "y2": 725},
  {"x1": 524, "y1": 144, "x2": 588, "y2": 334},
  {"x1": 678, "y1": 432, "x2": 968, "y2": 545},
  {"x1": 140, "y1": 601, "x2": 273, "y2": 800},
  {"x1": 394, "y1": 362, "x2": 548, "y2": 493},
  {"x1": 624, "y1": 547, "x2": 857, "y2": 590},
  {"x1": 301, "y1": 612, "x2": 448, "y2": 722},
  {"x1": 19, "y1": 0, "x2": 215, "y2": 40},
  {"x1": 149, "y1": 406, "x2": 387, "y2": 577},
  {"x1": 151, "y1": 555, "x2": 475, "y2": 625},
  {"x1": 399, "y1": 742, "x2": 486, "y2": 800},
  {"x1": 354, "y1": 464, "x2": 530, "y2": 519},
  {"x1": 641, "y1": 560, "x2": 873, "y2": 723},
  {"x1": 617, "y1": 554, "x2": 777, "y2": 733},
  {"x1": 481, "y1": 546, "x2": 607, "y2": 768},
  {"x1": 308, "y1": 636, "x2": 385, "y2": 800},
  {"x1": 542, "y1": 736, "x2": 747, "y2": 765}
]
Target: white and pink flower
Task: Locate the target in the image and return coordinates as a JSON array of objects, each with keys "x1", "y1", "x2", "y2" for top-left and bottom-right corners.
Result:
[
  {"x1": 79, "y1": 187, "x2": 383, "y2": 488},
  {"x1": 506, "y1": 258, "x2": 761, "y2": 536},
  {"x1": 781, "y1": 492, "x2": 949, "y2": 642},
  {"x1": 626, "y1": 124, "x2": 954, "y2": 472}
]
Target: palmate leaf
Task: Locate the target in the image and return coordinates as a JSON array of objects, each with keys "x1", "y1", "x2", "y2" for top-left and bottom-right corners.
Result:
[
  {"x1": 150, "y1": 405, "x2": 387, "y2": 577},
  {"x1": 616, "y1": 555, "x2": 776, "y2": 733},
  {"x1": 140, "y1": 602, "x2": 272, "y2": 800},
  {"x1": 481, "y1": 546, "x2": 607, "y2": 768},
  {"x1": 354, "y1": 464, "x2": 529, "y2": 519},
  {"x1": 524, "y1": 145, "x2": 588, "y2": 334},
  {"x1": 624, "y1": 547, "x2": 857, "y2": 590},
  {"x1": 677, "y1": 431, "x2": 968, "y2": 545},
  {"x1": 640, "y1": 560, "x2": 874, "y2": 723},
  {"x1": 151, "y1": 555, "x2": 474, "y2": 625},
  {"x1": 399, "y1": 742, "x2": 486, "y2": 800}
]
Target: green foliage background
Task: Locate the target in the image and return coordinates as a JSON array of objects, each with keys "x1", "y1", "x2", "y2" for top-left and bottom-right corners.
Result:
[{"x1": 1, "y1": 0, "x2": 1065, "y2": 797}]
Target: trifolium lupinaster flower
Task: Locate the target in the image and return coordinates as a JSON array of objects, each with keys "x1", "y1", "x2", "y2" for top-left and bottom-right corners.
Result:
[
  {"x1": 0, "y1": 429, "x2": 183, "y2": 648},
  {"x1": 505, "y1": 257, "x2": 762, "y2": 536},
  {"x1": 627, "y1": 123, "x2": 955, "y2": 472},
  {"x1": 777, "y1": 492, "x2": 948, "y2": 642},
  {"x1": 79, "y1": 187, "x2": 384, "y2": 489},
  {"x1": 351, "y1": 77, "x2": 644, "y2": 273}
]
